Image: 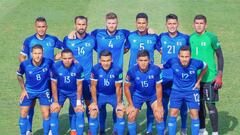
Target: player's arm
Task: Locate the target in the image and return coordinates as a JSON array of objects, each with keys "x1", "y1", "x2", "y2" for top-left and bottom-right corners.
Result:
[
  {"x1": 50, "y1": 79, "x2": 60, "y2": 112},
  {"x1": 124, "y1": 82, "x2": 133, "y2": 107},
  {"x1": 17, "y1": 63, "x2": 28, "y2": 102},
  {"x1": 90, "y1": 80, "x2": 97, "y2": 104},
  {"x1": 194, "y1": 63, "x2": 208, "y2": 90},
  {"x1": 213, "y1": 48, "x2": 224, "y2": 89},
  {"x1": 76, "y1": 80, "x2": 84, "y2": 112},
  {"x1": 18, "y1": 54, "x2": 27, "y2": 62}
]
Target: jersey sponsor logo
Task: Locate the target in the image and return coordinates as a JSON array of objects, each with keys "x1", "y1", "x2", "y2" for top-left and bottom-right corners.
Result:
[{"x1": 119, "y1": 73, "x2": 123, "y2": 79}]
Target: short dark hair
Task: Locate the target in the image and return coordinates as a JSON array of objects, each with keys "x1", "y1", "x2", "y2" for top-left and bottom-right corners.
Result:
[
  {"x1": 136, "y1": 12, "x2": 148, "y2": 21},
  {"x1": 137, "y1": 50, "x2": 150, "y2": 59},
  {"x1": 166, "y1": 13, "x2": 178, "y2": 22},
  {"x1": 106, "y1": 12, "x2": 118, "y2": 20},
  {"x1": 61, "y1": 48, "x2": 73, "y2": 55},
  {"x1": 100, "y1": 49, "x2": 112, "y2": 57},
  {"x1": 32, "y1": 44, "x2": 43, "y2": 52},
  {"x1": 194, "y1": 14, "x2": 207, "y2": 23},
  {"x1": 75, "y1": 16, "x2": 88, "y2": 24},
  {"x1": 35, "y1": 17, "x2": 47, "y2": 23},
  {"x1": 179, "y1": 45, "x2": 191, "y2": 54}
]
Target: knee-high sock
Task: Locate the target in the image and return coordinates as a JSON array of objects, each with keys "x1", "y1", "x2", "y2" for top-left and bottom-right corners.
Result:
[
  {"x1": 19, "y1": 117, "x2": 28, "y2": 135},
  {"x1": 207, "y1": 103, "x2": 218, "y2": 132},
  {"x1": 43, "y1": 118, "x2": 50, "y2": 135},
  {"x1": 180, "y1": 101, "x2": 188, "y2": 129},
  {"x1": 27, "y1": 106, "x2": 34, "y2": 131},
  {"x1": 191, "y1": 119, "x2": 200, "y2": 135},
  {"x1": 99, "y1": 105, "x2": 107, "y2": 133},
  {"x1": 128, "y1": 122, "x2": 136, "y2": 135},
  {"x1": 168, "y1": 116, "x2": 177, "y2": 135},
  {"x1": 199, "y1": 100, "x2": 206, "y2": 129},
  {"x1": 69, "y1": 106, "x2": 76, "y2": 131},
  {"x1": 162, "y1": 96, "x2": 169, "y2": 128},
  {"x1": 156, "y1": 121, "x2": 164, "y2": 135},
  {"x1": 89, "y1": 117, "x2": 98, "y2": 135},
  {"x1": 50, "y1": 112, "x2": 59, "y2": 135},
  {"x1": 146, "y1": 104, "x2": 154, "y2": 133},
  {"x1": 112, "y1": 109, "x2": 117, "y2": 132},
  {"x1": 76, "y1": 112, "x2": 84, "y2": 135},
  {"x1": 116, "y1": 117, "x2": 125, "y2": 135}
]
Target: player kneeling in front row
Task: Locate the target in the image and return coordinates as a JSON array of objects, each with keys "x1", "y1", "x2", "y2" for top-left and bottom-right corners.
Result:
[
  {"x1": 17, "y1": 45, "x2": 52, "y2": 135},
  {"x1": 88, "y1": 50, "x2": 125, "y2": 135},
  {"x1": 50, "y1": 49, "x2": 85, "y2": 135},
  {"x1": 124, "y1": 50, "x2": 165, "y2": 135},
  {"x1": 160, "y1": 46, "x2": 207, "y2": 135}
]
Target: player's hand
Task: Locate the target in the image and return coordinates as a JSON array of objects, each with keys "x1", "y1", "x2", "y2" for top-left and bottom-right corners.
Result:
[
  {"x1": 51, "y1": 102, "x2": 60, "y2": 112},
  {"x1": 116, "y1": 103, "x2": 125, "y2": 112},
  {"x1": 126, "y1": 105, "x2": 135, "y2": 115},
  {"x1": 147, "y1": 28, "x2": 156, "y2": 34},
  {"x1": 89, "y1": 102, "x2": 98, "y2": 113},
  {"x1": 75, "y1": 104, "x2": 85, "y2": 112},
  {"x1": 212, "y1": 73, "x2": 223, "y2": 90},
  {"x1": 193, "y1": 82, "x2": 200, "y2": 90},
  {"x1": 68, "y1": 30, "x2": 77, "y2": 39},
  {"x1": 19, "y1": 90, "x2": 28, "y2": 104},
  {"x1": 155, "y1": 102, "x2": 164, "y2": 120}
]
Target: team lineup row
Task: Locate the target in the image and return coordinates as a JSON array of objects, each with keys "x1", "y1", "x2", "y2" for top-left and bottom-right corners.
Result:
[{"x1": 17, "y1": 12, "x2": 224, "y2": 135}]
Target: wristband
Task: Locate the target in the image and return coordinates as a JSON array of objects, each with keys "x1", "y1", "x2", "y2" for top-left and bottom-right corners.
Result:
[{"x1": 77, "y1": 99, "x2": 82, "y2": 106}]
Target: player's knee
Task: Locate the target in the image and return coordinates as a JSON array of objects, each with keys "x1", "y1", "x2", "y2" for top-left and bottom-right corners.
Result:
[
  {"x1": 127, "y1": 113, "x2": 136, "y2": 122},
  {"x1": 20, "y1": 109, "x2": 28, "y2": 118},
  {"x1": 116, "y1": 110, "x2": 124, "y2": 118},
  {"x1": 189, "y1": 109, "x2": 198, "y2": 119},
  {"x1": 206, "y1": 103, "x2": 217, "y2": 114},
  {"x1": 90, "y1": 110, "x2": 98, "y2": 118}
]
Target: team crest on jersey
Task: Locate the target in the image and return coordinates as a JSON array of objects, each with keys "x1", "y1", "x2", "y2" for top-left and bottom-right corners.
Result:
[
  {"x1": 42, "y1": 68, "x2": 48, "y2": 72},
  {"x1": 201, "y1": 42, "x2": 206, "y2": 46},
  {"x1": 109, "y1": 74, "x2": 115, "y2": 78},
  {"x1": 71, "y1": 72, "x2": 76, "y2": 76},
  {"x1": 148, "y1": 75, "x2": 154, "y2": 79},
  {"x1": 85, "y1": 43, "x2": 90, "y2": 47},
  {"x1": 116, "y1": 36, "x2": 120, "y2": 40},
  {"x1": 189, "y1": 70, "x2": 195, "y2": 74}
]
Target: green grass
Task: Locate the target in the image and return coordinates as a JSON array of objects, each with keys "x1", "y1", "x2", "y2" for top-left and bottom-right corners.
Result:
[{"x1": 0, "y1": 0, "x2": 239, "y2": 134}]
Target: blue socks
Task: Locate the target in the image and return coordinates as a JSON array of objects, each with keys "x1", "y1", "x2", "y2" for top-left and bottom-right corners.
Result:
[
  {"x1": 162, "y1": 96, "x2": 169, "y2": 128},
  {"x1": 43, "y1": 118, "x2": 50, "y2": 135},
  {"x1": 69, "y1": 106, "x2": 76, "y2": 131},
  {"x1": 156, "y1": 121, "x2": 165, "y2": 135},
  {"x1": 50, "y1": 112, "x2": 59, "y2": 135},
  {"x1": 191, "y1": 119, "x2": 200, "y2": 135},
  {"x1": 146, "y1": 104, "x2": 154, "y2": 133},
  {"x1": 27, "y1": 107, "x2": 34, "y2": 131},
  {"x1": 180, "y1": 102, "x2": 188, "y2": 129},
  {"x1": 128, "y1": 122, "x2": 136, "y2": 135},
  {"x1": 99, "y1": 106, "x2": 107, "y2": 133},
  {"x1": 19, "y1": 117, "x2": 28, "y2": 135},
  {"x1": 168, "y1": 116, "x2": 177, "y2": 135},
  {"x1": 76, "y1": 112, "x2": 84, "y2": 135},
  {"x1": 116, "y1": 117, "x2": 125, "y2": 135},
  {"x1": 89, "y1": 117, "x2": 98, "y2": 135}
]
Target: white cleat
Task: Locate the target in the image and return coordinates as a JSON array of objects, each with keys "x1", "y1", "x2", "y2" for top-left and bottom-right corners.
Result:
[
  {"x1": 181, "y1": 128, "x2": 187, "y2": 135},
  {"x1": 26, "y1": 130, "x2": 33, "y2": 135},
  {"x1": 199, "y1": 128, "x2": 208, "y2": 135},
  {"x1": 48, "y1": 130, "x2": 53, "y2": 135}
]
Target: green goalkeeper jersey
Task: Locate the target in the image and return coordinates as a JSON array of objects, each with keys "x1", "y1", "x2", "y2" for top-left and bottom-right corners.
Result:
[{"x1": 190, "y1": 31, "x2": 221, "y2": 83}]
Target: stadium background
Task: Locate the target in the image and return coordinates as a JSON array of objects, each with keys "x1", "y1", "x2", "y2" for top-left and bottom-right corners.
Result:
[{"x1": 0, "y1": 0, "x2": 239, "y2": 134}]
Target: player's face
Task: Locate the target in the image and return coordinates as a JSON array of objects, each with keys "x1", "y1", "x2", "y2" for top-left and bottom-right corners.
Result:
[
  {"x1": 35, "y1": 21, "x2": 47, "y2": 37},
  {"x1": 62, "y1": 52, "x2": 74, "y2": 68},
  {"x1": 75, "y1": 18, "x2": 87, "y2": 35},
  {"x1": 100, "y1": 56, "x2": 112, "y2": 70},
  {"x1": 32, "y1": 48, "x2": 43, "y2": 64},
  {"x1": 136, "y1": 18, "x2": 148, "y2": 33},
  {"x1": 137, "y1": 56, "x2": 150, "y2": 71},
  {"x1": 166, "y1": 19, "x2": 179, "y2": 34},
  {"x1": 106, "y1": 19, "x2": 118, "y2": 34},
  {"x1": 193, "y1": 19, "x2": 207, "y2": 34},
  {"x1": 178, "y1": 50, "x2": 191, "y2": 67}
]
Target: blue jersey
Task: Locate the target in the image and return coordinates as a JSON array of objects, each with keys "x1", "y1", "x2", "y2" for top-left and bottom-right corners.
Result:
[
  {"x1": 125, "y1": 64, "x2": 162, "y2": 98},
  {"x1": 63, "y1": 34, "x2": 95, "y2": 80},
  {"x1": 51, "y1": 61, "x2": 84, "y2": 92},
  {"x1": 21, "y1": 34, "x2": 63, "y2": 60},
  {"x1": 126, "y1": 31, "x2": 158, "y2": 68},
  {"x1": 163, "y1": 58, "x2": 206, "y2": 91},
  {"x1": 91, "y1": 29, "x2": 129, "y2": 69},
  {"x1": 17, "y1": 58, "x2": 53, "y2": 93},
  {"x1": 157, "y1": 32, "x2": 189, "y2": 80},
  {"x1": 91, "y1": 63, "x2": 123, "y2": 95}
]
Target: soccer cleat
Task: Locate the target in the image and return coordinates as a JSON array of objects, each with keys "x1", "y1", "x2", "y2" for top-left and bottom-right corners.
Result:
[
  {"x1": 181, "y1": 128, "x2": 187, "y2": 135},
  {"x1": 199, "y1": 129, "x2": 208, "y2": 135},
  {"x1": 26, "y1": 131, "x2": 33, "y2": 135},
  {"x1": 212, "y1": 132, "x2": 218, "y2": 135},
  {"x1": 48, "y1": 130, "x2": 53, "y2": 135},
  {"x1": 70, "y1": 130, "x2": 77, "y2": 135},
  {"x1": 145, "y1": 132, "x2": 152, "y2": 135}
]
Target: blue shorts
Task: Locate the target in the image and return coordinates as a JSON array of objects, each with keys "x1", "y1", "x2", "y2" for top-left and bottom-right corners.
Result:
[
  {"x1": 162, "y1": 79, "x2": 173, "y2": 97},
  {"x1": 133, "y1": 93, "x2": 157, "y2": 110},
  {"x1": 97, "y1": 93, "x2": 117, "y2": 109},
  {"x1": 20, "y1": 90, "x2": 51, "y2": 106},
  {"x1": 57, "y1": 91, "x2": 81, "y2": 108},
  {"x1": 170, "y1": 89, "x2": 200, "y2": 109},
  {"x1": 83, "y1": 80, "x2": 91, "y2": 100}
]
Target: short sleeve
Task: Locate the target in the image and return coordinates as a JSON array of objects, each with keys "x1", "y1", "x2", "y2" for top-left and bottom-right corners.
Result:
[
  {"x1": 125, "y1": 69, "x2": 134, "y2": 83},
  {"x1": 54, "y1": 36, "x2": 63, "y2": 49},
  {"x1": 20, "y1": 39, "x2": 30, "y2": 56},
  {"x1": 17, "y1": 62, "x2": 25, "y2": 76},
  {"x1": 51, "y1": 64, "x2": 58, "y2": 81},
  {"x1": 115, "y1": 68, "x2": 123, "y2": 83},
  {"x1": 90, "y1": 66, "x2": 98, "y2": 81},
  {"x1": 155, "y1": 66, "x2": 162, "y2": 84},
  {"x1": 156, "y1": 34, "x2": 163, "y2": 52},
  {"x1": 163, "y1": 58, "x2": 173, "y2": 69},
  {"x1": 76, "y1": 65, "x2": 84, "y2": 81},
  {"x1": 210, "y1": 33, "x2": 221, "y2": 50}
]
